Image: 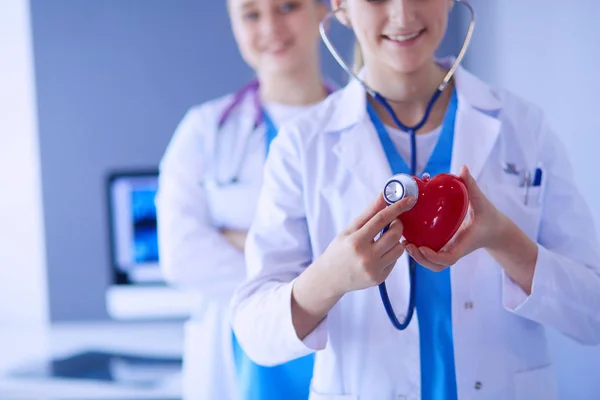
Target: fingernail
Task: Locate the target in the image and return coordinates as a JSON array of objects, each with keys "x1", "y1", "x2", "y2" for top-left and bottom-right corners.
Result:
[
  {"x1": 408, "y1": 197, "x2": 416, "y2": 206},
  {"x1": 406, "y1": 245, "x2": 413, "y2": 255}
]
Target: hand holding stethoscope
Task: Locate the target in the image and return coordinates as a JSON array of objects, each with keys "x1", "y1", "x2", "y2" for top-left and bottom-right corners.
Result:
[{"x1": 315, "y1": 195, "x2": 415, "y2": 296}]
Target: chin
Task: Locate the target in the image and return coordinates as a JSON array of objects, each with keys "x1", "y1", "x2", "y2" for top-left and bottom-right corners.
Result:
[
  {"x1": 263, "y1": 56, "x2": 306, "y2": 76},
  {"x1": 385, "y1": 54, "x2": 433, "y2": 75}
]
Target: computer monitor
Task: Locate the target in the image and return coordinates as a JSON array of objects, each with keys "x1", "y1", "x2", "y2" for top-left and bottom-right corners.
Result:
[{"x1": 105, "y1": 170, "x2": 192, "y2": 320}]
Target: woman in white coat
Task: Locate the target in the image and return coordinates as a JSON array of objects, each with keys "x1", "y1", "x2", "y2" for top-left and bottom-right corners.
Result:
[
  {"x1": 155, "y1": 0, "x2": 331, "y2": 399},
  {"x1": 231, "y1": 0, "x2": 600, "y2": 399}
]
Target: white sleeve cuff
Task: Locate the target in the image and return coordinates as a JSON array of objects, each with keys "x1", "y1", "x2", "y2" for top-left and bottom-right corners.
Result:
[
  {"x1": 502, "y1": 271, "x2": 530, "y2": 311},
  {"x1": 280, "y1": 279, "x2": 329, "y2": 354},
  {"x1": 502, "y1": 243, "x2": 551, "y2": 315},
  {"x1": 231, "y1": 278, "x2": 329, "y2": 366}
]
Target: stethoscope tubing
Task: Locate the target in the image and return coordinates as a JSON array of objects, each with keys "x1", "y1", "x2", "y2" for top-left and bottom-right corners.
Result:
[{"x1": 319, "y1": 0, "x2": 476, "y2": 330}]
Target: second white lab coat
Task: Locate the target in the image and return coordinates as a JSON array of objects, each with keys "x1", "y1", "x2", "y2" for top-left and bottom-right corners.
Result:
[
  {"x1": 231, "y1": 61, "x2": 600, "y2": 400},
  {"x1": 156, "y1": 90, "x2": 326, "y2": 399},
  {"x1": 156, "y1": 93, "x2": 266, "y2": 400}
]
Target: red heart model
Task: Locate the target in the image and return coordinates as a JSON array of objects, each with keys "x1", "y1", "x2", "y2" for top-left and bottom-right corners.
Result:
[{"x1": 398, "y1": 173, "x2": 469, "y2": 252}]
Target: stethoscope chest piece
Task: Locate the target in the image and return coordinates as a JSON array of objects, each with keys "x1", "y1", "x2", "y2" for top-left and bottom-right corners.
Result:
[{"x1": 383, "y1": 174, "x2": 419, "y2": 207}]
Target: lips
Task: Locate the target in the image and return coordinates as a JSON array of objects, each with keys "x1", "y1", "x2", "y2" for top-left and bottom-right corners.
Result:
[
  {"x1": 264, "y1": 40, "x2": 292, "y2": 55},
  {"x1": 383, "y1": 29, "x2": 425, "y2": 45}
]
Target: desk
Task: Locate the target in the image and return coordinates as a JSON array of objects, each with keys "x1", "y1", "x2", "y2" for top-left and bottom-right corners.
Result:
[{"x1": 0, "y1": 321, "x2": 184, "y2": 399}]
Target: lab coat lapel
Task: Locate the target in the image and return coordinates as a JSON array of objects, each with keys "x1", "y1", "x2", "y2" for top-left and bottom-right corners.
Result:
[
  {"x1": 327, "y1": 63, "x2": 504, "y2": 195},
  {"x1": 450, "y1": 103, "x2": 501, "y2": 179},
  {"x1": 450, "y1": 65, "x2": 503, "y2": 179},
  {"x1": 333, "y1": 118, "x2": 393, "y2": 197},
  {"x1": 327, "y1": 77, "x2": 393, "y2": 197}
]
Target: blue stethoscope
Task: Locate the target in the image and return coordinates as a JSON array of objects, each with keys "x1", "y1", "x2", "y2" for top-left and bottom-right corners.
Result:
[{"x1": 319, "y1": 0, "x2": 476, "y2": 330}]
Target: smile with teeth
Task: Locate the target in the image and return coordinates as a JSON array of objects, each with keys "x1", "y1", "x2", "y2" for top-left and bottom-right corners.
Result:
[
  {"x1": 266, "y1": 41, "x2": 291, "y2": 54},
  {"x1": 386, "y1": 30, "x2": 424, "y2": 42}
]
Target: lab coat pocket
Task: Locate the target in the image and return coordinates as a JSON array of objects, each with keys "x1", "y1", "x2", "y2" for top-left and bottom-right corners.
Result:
[
  {"x1": 513, "y1": 364, "x2": 557, "y2": 400},
  {"x1": 484, "y1": 183, "x2": 544, "y2": 240}
]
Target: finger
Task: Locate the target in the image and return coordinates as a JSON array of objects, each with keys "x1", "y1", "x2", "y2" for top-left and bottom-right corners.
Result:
[
  {"x1": 381, "y1": 241, "x2": 406, "y2": 267},
  {"x1": 345, "y1": 194, "x2": 389, "y2": 233},
  {"x1": 405, "y1": 244, "x2": 446, "y2": 272},
  {"x1": 439, "y1": 212, "x2": 471, "y2": 252},
  {"x1": 359, "y1": 196, "x2": 417, "y2": 239},
  {"x1": 459, "y1": 165, "x2": 485, "y2": 202},
  {"x1": 417, "y1": 246, "x2": 457, "y2": 268},
  {"x1": 373, "y1": 219, "x2": 404, "y2": 255},
  {"x1": 418, "y1": 223, "x2": 479, "y2": 267},
  {"x1": 459, "y1": 165, "x2": 474, "y2": 189},
  {"x1": 441, "y1": 224, "x2": 481, "y2": 260}
]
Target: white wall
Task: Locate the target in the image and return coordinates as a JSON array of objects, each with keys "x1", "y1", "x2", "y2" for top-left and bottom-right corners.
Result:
[
  {"x1": 0, "y1": 0, "x2": 49, "y2": 328},
  {"x1": 464, "y1": 1, "x2": 600, "y2": 399}
]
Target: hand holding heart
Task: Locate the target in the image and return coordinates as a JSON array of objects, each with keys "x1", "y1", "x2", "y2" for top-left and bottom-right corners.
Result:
[
  {"x1": 317, "y1": 164, "x2": 508, "y2": 297},
  {"x1": 405, "y1": 165, "x2": 508, "y2": 272}
]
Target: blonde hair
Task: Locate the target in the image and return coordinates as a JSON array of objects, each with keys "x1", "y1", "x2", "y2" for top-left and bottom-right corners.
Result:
[{"x1": 352, "y1": 39, "x2": 364, "y2": 75}]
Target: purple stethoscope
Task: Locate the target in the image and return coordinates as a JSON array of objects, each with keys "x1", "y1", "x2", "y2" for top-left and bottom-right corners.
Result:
[
  {"x1": 217, "y1": 79, "x2": 264, "y2": 133},
  {"x1": 214, "y1": 78, "x2": 334, "y2": 186}
]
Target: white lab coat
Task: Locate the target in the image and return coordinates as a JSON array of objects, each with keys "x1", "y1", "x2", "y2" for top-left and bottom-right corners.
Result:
[
  {"x1": 156, "y1": 93, "x2": 266, "y2": 400},
  {"x1": 156, "y1": 89, "x2": 327, "y2": 399},
  {"x1": 231, "y1": 61, "x2": 600, "y2": 400}
]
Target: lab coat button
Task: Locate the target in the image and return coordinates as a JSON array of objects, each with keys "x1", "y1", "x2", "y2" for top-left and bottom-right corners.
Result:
[
  {"x1": 397, "y1": 396, "x2": 407, "y2": 400},
  {"x1": 475, "y1": 381, "x2": 482, "y2": 390},
  {"x1": 465, "y1": 301, "x2": 474, "y2": 309}
]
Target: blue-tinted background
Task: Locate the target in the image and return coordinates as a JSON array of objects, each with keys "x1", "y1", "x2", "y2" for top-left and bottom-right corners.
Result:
[
  {"x1": 31, "y1": 0, "x2": 356, "y2": 321},
  {"x1": 23, "y1": 0, "x2": 600, "y2": 398}
]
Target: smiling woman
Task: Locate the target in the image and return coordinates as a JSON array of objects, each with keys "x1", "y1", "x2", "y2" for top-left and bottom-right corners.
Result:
[
  {"x1": 155, "y1": 0, "x2": 332, "y2": 399},
  {"x1": 229, "y1": 0, "x2": 600, "y2": 399},
  {"x1": 227, "y1": 0, "x2": 328, "y2": 101}
]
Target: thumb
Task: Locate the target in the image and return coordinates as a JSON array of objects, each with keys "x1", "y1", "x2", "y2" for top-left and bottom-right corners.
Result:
[
  {"x1": 459, "y1": 165, "x2": 483, "y2": 198},
  {"x1": 459, "y1": 165, "x2": 488, "y2": 211},
  {"x1": 458, "y1": 165, "x2": 473, "y2": 187},
  {"x1": 346, "y1": 192, "x2": 388, "y2": 232}
]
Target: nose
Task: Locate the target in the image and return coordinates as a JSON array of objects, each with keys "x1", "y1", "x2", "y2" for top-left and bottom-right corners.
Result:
[
  {"x1": 259, "y1": 9, "x2": 285, "y2": 38},
  {"x1": 388, "y1": 0, "x2": 417, "y2": 26}
]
